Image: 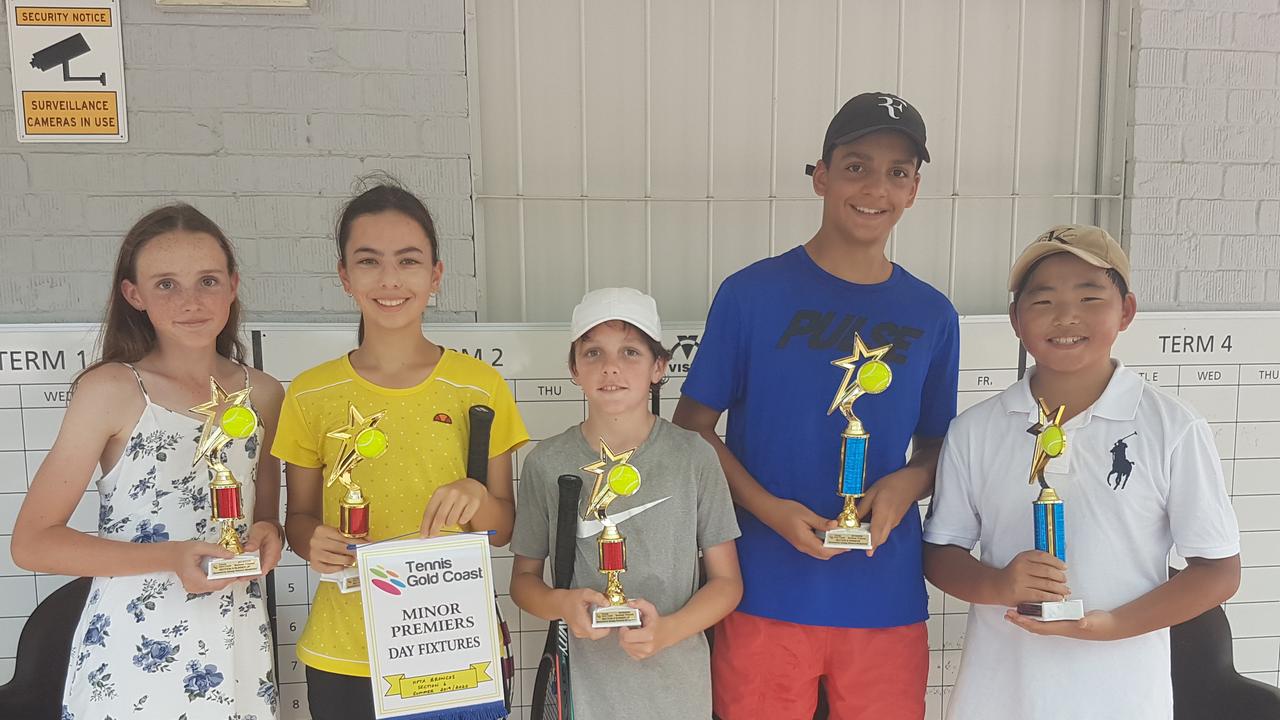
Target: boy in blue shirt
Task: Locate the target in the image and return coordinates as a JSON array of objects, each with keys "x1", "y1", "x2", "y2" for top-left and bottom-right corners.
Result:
[{"x1": 675, "y1": 92, "x2": 959, "y2": 720}]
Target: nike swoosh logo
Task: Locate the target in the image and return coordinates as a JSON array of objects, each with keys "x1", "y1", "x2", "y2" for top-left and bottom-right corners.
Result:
[{"x1": 577, "y1": 496, "x2": 671, "y2": 538}]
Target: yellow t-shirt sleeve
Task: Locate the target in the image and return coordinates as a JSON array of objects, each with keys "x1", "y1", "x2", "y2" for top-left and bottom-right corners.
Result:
[
  {"x1": 487, "y1": 374, "x2": 529, "y2": 458},
  {"x1": 271, "y1": 383, "x2": 323, "y2": 469}
]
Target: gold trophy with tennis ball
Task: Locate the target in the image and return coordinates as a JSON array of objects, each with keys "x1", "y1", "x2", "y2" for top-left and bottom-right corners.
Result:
[
  {"x1": 191, "y1": 378, "x2": 263, "y2": 579},
  {"x1": 1017, "y1": 399, "x2": 1085, "y2": 621},
  {"x1": 320, "y1": 403, "x2": 388, "y2": 593},
  {"x1": 581, "y1": 441, "x2": 644, "y2": 628},
  {"x1": 822, "y1": 334, "x2": 893, "y2": 549}
]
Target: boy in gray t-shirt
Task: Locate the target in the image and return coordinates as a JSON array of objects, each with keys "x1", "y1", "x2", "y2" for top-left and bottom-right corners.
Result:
[{"x1": 510, "y1": 288, "x2": 742, "y2": 720}]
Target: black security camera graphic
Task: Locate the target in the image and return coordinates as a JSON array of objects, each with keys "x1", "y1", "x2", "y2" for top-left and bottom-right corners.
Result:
[{"x1": 30, "y1": 34, "x2": 106, "y2": 85}]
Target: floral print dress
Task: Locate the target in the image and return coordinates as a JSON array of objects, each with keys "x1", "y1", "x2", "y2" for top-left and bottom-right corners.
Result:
[{"x1": 62, "y1": 365, "x2": 278, "y2": 720}]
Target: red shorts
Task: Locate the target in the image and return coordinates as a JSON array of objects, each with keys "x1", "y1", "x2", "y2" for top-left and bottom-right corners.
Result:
[{"x1": 712, "y1": 611, "x2": 927, "y2": 720}]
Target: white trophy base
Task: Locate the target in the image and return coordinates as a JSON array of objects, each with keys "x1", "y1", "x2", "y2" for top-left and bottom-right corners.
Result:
[
  {"x1": 591, "y1": 605, "x2": 642, "y2": 628},
  {"x1": 319, "y1": 567, "x2": 361, "y2": 593},
  {"x1": 1017, "y1": 598, "x2": 1085, "y2": 621},
  {"x1": 203, "y1": 550, "x2": 262, "y2": 580},
  {"x1": 820, "y1": 526, "x2": 873, "y2": 550}
]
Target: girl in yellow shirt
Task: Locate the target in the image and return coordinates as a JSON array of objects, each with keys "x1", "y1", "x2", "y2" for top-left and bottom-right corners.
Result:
[{"x1": 272, "y1": 180, "x2": 528, "y2": 720}]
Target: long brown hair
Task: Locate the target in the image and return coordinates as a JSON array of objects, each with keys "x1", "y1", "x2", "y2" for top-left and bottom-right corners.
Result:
[
  {"x1": 335, "y1": 177, "x2": 440, "y2": 344},
  {"x1": 84, "y1": 204, "x2": 245, "y2": 377}
]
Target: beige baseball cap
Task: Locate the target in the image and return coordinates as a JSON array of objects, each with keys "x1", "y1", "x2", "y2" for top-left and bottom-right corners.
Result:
[
  {"x1": 1008, "y1": 224, "x2": 1131, "y2": 293},
  {"x1": 570, "y1": 287, "x2": 663, "y2": 343}
]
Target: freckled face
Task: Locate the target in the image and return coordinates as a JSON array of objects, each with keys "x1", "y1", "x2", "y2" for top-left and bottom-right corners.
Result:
[{"x1": 122, "y1": 230, "x2": 238, "y2": 348}]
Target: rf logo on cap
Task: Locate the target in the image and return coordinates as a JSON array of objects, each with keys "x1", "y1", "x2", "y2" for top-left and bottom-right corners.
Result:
[{"x1": 878, "y1": 95, "x2": 905, "y2": 119}]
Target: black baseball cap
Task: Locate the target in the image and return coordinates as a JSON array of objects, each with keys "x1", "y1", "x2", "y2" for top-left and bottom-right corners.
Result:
[{"x1": 805, "y1": 92, "x2": 930, "y2": 175}]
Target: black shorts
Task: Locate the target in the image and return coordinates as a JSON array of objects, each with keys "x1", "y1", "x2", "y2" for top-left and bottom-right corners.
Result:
[{"x1": 305, "y1": 665, "x2": 374, "y2": 720}]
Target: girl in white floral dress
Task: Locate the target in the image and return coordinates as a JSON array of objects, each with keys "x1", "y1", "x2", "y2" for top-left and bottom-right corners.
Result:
[{"x1": 12, "y1": 205, "x2": 286, "y2": 720}]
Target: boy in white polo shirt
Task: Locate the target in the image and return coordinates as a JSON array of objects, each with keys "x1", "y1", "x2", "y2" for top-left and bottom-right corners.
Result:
[{"x1": 922, "y1": 225, "x2": 1241, "y2": 720}]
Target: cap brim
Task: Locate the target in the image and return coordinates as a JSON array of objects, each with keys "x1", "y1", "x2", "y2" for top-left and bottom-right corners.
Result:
[
  {"x1": 1008, "y1": 243, "x2": 1112, "y2": 292},
  {"x1": 570, "y1": 315, "x2": 663, "y2": 344},
  {"x1": 828, "y1": 125, "x2": 931, "y2": 163}
]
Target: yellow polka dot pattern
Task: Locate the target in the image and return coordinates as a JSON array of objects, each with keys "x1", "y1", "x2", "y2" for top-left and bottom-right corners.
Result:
[{"x1": 271, "y1": 350, "x2": 529, "y2": 677}]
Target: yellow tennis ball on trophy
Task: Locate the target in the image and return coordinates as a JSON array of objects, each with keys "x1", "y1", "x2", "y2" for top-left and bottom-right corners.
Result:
[
  {"x1": 857, "y1": 360, "x2": 892, "y2": 394},
  {"x1": 356, "y1": 427, "x2": 388, "y2": 459},
  {"x1": 607, "y1": 463, "x2": 641, "y2": 497},
  {"x1": 220, "y1": 406, "x2": 258, "y2": 439},
  {"x1": 1040, "y1": 425, "x2": 1066, "y2": 458}
]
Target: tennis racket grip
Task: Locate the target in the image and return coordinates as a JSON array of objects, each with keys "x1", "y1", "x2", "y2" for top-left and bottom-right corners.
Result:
[
  {"x1": 466, "y1": 404, "x2": 495, "y2": 485},
  {"x1": 553, "y1": 475, "x2": 582, "y2": 589}
]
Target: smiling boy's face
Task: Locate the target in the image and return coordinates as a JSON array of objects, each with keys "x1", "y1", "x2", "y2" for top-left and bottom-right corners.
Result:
[
  {"x1": 813, "y1": 130, "x2": 921, "y2": 247},
  {"x1": 571, "y1": 321, "x2": 666, "y2": 417},
  {"x1": 1010, "y1": 253, "x2": 1137, "y2": 377}
]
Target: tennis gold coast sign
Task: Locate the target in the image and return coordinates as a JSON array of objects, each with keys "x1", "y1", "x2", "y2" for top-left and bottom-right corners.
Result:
[{"x1": 359, "y1": 534, "x2": 507, "y2": 719}]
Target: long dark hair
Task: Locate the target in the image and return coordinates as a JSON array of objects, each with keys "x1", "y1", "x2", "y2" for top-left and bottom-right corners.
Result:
[
  {"x1": 83, "y1": 204, "x2": 245, "y2": 378},
  {"x1": 336, "y1": 177, "x2": 440, "y2": 344}
]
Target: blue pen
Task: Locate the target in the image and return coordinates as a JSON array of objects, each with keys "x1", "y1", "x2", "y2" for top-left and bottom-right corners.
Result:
[{"x1": 346, "y1": 528, "x2": 496, "y2": 550}]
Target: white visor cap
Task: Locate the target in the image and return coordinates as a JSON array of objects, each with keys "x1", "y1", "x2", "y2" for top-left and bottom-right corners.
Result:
[{"x1": 569, "y1": 287, "x2": 663, "y2": 344}]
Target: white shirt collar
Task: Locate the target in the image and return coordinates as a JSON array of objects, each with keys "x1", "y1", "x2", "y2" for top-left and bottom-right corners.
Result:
[{"x1": 1000, "y1": 360, "x2": 1144, "y2": 427}]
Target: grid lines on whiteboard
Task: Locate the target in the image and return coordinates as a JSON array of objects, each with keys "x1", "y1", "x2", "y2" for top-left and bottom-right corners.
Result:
[{"x1": 1, "y1": 315, "x2": 1277, "y2": 720}]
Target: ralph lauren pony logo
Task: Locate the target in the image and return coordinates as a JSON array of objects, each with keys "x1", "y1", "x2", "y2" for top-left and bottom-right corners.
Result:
[{"x1": 1107, "y1": 433, "x2": 1136, "y2": 490}]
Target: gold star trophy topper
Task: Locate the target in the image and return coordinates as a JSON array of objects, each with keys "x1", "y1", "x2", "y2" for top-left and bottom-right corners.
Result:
[
  {"x1": 190, "y1": 377, "x2": 253, "y2": 474},
  {"x1": 190, "y1": 377, "x2": 262, "y2": 579},
  {"x1": 580, "y1": 440, "x2": 639, "y2": 520},
  {"x1": 580, "y1": 439, "x2": 644, "y2": 628},
  {"x1": 827, "y1": 334, "x2": 894, "y2": 434},
  {"x1": 1018, "y1": 398, "x2": 1083, "y2": 621},
  {"x1": 1026, "y1": 398, "x2": 1067, "y2": 489},
  {"x1": 822, "y1": 333, "x2": 893, "y2": 549},
  {"x1": 324, "y1": 403, "x2": 389, "y2": 539}
]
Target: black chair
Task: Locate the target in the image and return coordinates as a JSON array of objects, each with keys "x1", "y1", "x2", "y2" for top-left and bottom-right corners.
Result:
[
  {"x1": 0, "y1": 577, "x2": 91, "y2": 720},
  {"x1": 1171, "y1": 597, "x2": 1280, "y2": 719}
]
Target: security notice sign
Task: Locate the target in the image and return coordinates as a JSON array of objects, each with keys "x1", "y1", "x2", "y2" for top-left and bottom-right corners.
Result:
[{"x1": 6, "y1": 0, "x2": 128, "y2": 142}]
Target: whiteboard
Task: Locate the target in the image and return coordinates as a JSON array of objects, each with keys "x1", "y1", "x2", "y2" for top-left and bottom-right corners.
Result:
[{"x1": 1, "y1": 313, "x2": 1277, "y2": 719}]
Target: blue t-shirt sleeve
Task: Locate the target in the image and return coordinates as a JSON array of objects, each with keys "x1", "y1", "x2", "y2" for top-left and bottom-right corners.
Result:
[
  {"x1": 681, "y1": 279, "x2": 744, "y2": 412},
  {"x1": 915, "y1": 309, "x2": 959, "y2": 439}
]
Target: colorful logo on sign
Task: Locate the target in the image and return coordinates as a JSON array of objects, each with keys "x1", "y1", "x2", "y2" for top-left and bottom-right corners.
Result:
[{"x1": 370, "y1": 565, "x2": 407, "y2": 595}]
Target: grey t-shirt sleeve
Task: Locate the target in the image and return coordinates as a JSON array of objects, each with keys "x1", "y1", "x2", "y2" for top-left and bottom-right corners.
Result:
[
  {"x1": 692, "y1": 434, "x2": 740, "y2": 550},
  {"x1": 510, "y1": 448, "x2": 552, "y2": 560}
]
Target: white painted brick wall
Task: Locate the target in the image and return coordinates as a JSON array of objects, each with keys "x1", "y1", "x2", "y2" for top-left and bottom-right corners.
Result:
[
  {"x1": 0, "y1": 0, "x2": 475, "y2": 323},
  {"x1": 1129, "y1": 0, "x2": 1280, "y2": 309},
  {"x1": 4, "y1": 0, "x2": 1277, "y2": 319}
]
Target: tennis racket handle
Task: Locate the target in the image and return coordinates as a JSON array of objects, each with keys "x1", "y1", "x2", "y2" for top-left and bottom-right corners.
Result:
[
  {"x1": 554, "y1": 475, "x2": 583, "y2": 589},
  {"x1": 466, "y1": 404, "x2": 495, "y2": 485}
]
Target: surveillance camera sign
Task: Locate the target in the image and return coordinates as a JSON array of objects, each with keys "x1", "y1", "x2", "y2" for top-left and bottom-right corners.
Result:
[{"x1": 6, "y1": 0, "x2": 127, "y2": 142}]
